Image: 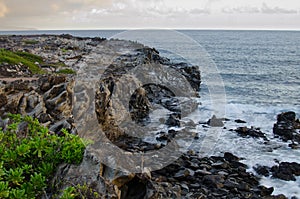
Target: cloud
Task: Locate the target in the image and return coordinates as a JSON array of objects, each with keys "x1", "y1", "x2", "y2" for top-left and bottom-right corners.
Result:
[
  {"x1": 0, "y1": 1, "x2": 8, "y2": 17},
  {"x1": 222, "y1": 6, "x2": 260, "y2": 14},
  {"x1": 189, "y1": 8, "x2": 211, "y2": 15},
  {"x1": 261, "y1": 3, "x2": 298, "y2": 14},
  {"x1": 222, "y1": 3, "x2": 298, "y2": 14},
  {"x1": 2, "y1": 0, "x2": 112, "y2": 17},
  {"x1": 0, "y1": 0, "x2": 300, "y2": 30}
]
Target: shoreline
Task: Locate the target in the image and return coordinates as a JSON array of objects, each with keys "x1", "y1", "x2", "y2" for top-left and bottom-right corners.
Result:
[{"x1": 0, "y1": 34, "x2": 299, "y2": 198}]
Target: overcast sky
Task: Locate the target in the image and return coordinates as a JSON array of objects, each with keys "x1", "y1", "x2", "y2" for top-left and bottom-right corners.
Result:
[{"x1": 0, "y1": 0, "x2": 300, "y2": 30}]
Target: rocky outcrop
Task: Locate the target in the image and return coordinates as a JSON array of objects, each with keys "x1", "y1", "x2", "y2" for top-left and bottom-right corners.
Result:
[
  {"x1": 0, "y1": 34, "x2": 292, "y2": 199},
  {"x1": 233, "y1": 126, "x2": 268, "y2": 140},
  {"x1": 273, "y1": 111, "x2": 300, "y2": 147},
  {"x1": 55, "y1": 150, "x2": 287, "y2": 199},
  {"x1": 255, "y1": 161, "x2": 300, "y2": 181},
  {"x1": 0, "y1": 76, "x2": 74, "y2": 133},
  {"x1": 0, "y1": 34, "x2": 202, "y2": 198}
]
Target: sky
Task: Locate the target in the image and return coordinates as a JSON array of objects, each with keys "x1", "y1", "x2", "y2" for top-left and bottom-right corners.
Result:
[{"x1": 0, "y1": 0, "x2": 300, "y2": 30}]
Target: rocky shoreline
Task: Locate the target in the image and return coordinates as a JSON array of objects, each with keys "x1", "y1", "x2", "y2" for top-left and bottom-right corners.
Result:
[{"x1": 0, "y1": 34, "x2": 299, "y2": 198}]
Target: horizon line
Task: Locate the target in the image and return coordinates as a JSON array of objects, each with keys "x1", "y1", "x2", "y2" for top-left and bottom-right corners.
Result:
[{"x1": 1, "y1": 28, "x2": 300, "y2": 32}]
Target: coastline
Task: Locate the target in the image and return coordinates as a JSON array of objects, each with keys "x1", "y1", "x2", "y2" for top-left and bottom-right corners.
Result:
[{"x1": 0, "y1": 34, "x2": 299, "y2": 198}]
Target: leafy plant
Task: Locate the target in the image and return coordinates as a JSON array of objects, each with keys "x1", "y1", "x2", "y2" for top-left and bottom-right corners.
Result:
[
  {"x1": 0, "y1": 49, "x2": 44, "y2": 74},
  {"x1": 0, "y1": 114, "x2": 86, "y2": 198},
  {"x1": 23, "y1": 40, "x2": 39, "y2": 45},
  {"x1": 60, "y1": 184, "x2": 102, "y2": 199}
]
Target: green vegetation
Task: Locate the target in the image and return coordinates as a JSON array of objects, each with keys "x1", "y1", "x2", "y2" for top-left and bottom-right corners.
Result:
[
  {"x1": 60, "y1": 184, "x2": 101, "y2": 199},
  {"x1": 23, "y1": 40, "x2": 39, "y2": 45},
  {"x1": 0, "y1": 114, "x2": 86, "y2": 198},
  {"x1": 61, "y1": 48, "x2": 68, "y2": 53},
  {"x1": 56, "y1": 68, "x2": 76, "y2": 75},
  {"x1": 0, "y1": 49, "x2": 44, "y2": 74}
]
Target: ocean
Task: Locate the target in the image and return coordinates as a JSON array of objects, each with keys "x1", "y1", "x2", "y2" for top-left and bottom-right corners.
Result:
[{"x1": 1, "y1": 29, "x2": 299, "y2": 197}]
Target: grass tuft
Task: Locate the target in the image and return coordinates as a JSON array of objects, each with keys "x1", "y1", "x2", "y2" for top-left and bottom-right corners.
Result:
[{"x1": 0, "y1": 49, "x2": 44, "y2": 74}]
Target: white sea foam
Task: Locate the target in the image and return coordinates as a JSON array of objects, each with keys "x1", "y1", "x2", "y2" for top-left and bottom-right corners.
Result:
[{"x1": 192, "y1": 97, "x2": 300, "y2": 198}]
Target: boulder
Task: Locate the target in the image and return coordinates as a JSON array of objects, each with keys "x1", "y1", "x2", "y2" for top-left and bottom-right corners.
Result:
[
  {"x1": 273, "y1": 111, "x2": 300, "y2": 144},
  {"x1": 234, "y1": 126, "x2": 268, "y2": 140}
]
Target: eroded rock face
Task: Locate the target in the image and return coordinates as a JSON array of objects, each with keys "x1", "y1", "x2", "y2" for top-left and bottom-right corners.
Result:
[
  {"x1": 0, "y1": 76, "x2": 74, "y2": 133},
  {"x1": 0, "y1": 35, "x2": 202, "y2": 199}
]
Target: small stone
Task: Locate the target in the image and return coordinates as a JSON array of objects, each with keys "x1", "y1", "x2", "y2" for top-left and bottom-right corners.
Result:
[
  {"x1": 234, "y1": 119, "x2": 247, "y2": 123},
  {"x1": 254, "y1": 165, "x2": 270, "y2": 177},
  {"x1": 218, "y1": 171, "x2": 229, "y2": 176},
  {"x1": 189, "y1": 183, "x2": 201, "y2": 189},
  {"x1": 212, "y1": 162, "x2": 229, "y2": 169},
  {"x1": 174, "y1": 169, "x2": 194, "y2": 179},
  {"x1": 180, "y1": 183, "x2": 189, "y2": 191},
  {"x1": 203, "y1": 175, "x2": 225, "y2": 189},
  {"x1": 224, "y1": 152, "x2": 240, "y2": 162},
  {"x1": 195, "y1": 169, "x2": 212, "y2": 175}
]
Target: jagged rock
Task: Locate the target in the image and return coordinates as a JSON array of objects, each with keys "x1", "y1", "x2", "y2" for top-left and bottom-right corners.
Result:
[
  {"x1": 254, "y1": 165, "x2": 271, "y2": 177},
  {"x1": 18, "y1": 90, "x2": 45, "y2": 116},
  {"x1": 234, "y1": 126, "x2": 268, "y2": 140},
  {"x1": 254, "y1": 161, "x2": 300, "y2": 182},
  {"x1": 50, "y1": 150, "x2": 119, "y2": 199},
  {"x1": 271, "y1": 162, "x2": 300, "y2": 181},
  {"x1": 207, "y1": 115, "x2": 224, "y2": 127},
  {"x1": 273, "y1": 111, "x2": 300, "y2": 145},
  {"x1": 0, "y1": 93, "x2": 7, "y2": 107}
]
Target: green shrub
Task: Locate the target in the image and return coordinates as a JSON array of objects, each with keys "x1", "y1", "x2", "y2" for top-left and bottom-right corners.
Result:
[
  {"x1": 60, "y1": 184, "x2": 101, "y2": 199},
  {"x1": 0, "y1": 49, "x2": 44, "y2": 74},
  {"x1": 0, "y1": 114, "x2": 86, "y2": 198},
  {"x1": 23, "y1": 40, "x2": 39, "y2": 45}
]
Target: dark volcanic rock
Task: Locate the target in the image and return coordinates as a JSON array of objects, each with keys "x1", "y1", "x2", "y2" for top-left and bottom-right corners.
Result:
[
  {"x1": 234, "y1": 119, "x2": 247, "y2": 123},
  {"x1": 147, "y1": 152, "x2": 283, "y2": 198},
  {"x1": 234, "y1": 126, "x2": 268, "y2": 140},
  {"x1": 254, "y1": 161, "x2": 300, "y2": 182},
  {"x1": 271, "y1": 162, "x2": 300, "y2": 181},
  {"x1": 254, "y1": 165, "x2": 271, "y2": 177},
  {"x1": 273, "y1": 111, "x2": 300, "y2": 145}
]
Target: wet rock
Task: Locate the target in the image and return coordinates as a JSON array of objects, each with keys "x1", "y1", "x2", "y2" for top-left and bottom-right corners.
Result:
[
  {"x1": 259, "y1": 186, "x2": 274, "y2": 196},
  {"x1": 207, "y1": 115, "x2": 224, "y2": 127},
  {"x1": 254, "y1": 165, "x2": 271, "y2": 177},
  {"x1": 264, "y1": 194, "x2": 288, "y2": 199},
  {"x1": 234, "y1": 126, "x2": 268, "y2": 140},
  {"x1": 277, "y1": 111, "x2": 296, "y2": 122},
  {"x1": 224, "y1": 152, "x2": 240, "y2": 162},
  {"x1": 255, "y1": 161, "x2": 300, "y2": 182},
  {"x1": 273, "y1": 111, "x2": 300, "y2": 145},
  {"x1": 234, "y1": 119, "x2": 247, "y2": 123},
  {"x1": 271, "y1": 162, "x2": 300, "y2": 181}
]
